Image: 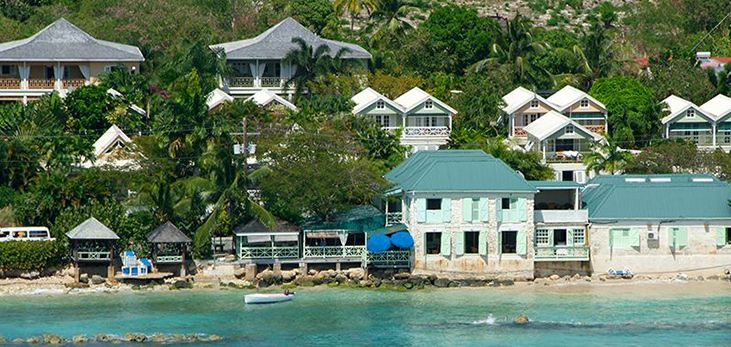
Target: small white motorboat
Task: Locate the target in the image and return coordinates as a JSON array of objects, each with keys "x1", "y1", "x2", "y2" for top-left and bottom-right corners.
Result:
[{"x1": 244, "y1": 292, "x2": 294, "y2": 304}]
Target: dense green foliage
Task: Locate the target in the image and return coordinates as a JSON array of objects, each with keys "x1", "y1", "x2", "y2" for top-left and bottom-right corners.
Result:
[{"x1": 0, "y1": 241, "x2": 64, "y2": 271}]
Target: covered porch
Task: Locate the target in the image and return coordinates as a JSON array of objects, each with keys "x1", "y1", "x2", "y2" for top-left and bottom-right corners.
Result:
[
  {"x1": 226, "y1": 60, "x2": 295, "y2": 89},
  {"x1": 523, "y1": 111, "x2": 603, "y2": 164},
  {"x1": 234, "y1": 219, "x2": 300, "y2": 262},
  {"x1": 0, "y1": 63, "x2": 93, "y2": 91},
  {"x1": 667, "y1": 122, "x2": 714, "y2": 146}
]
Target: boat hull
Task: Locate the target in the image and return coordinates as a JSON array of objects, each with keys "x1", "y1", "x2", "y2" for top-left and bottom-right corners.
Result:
[{"x1": 244, "y1": 293, "x2": 293, "y2": 304}]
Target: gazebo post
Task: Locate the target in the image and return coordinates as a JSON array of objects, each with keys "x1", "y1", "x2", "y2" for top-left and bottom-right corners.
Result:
[
  {"x1": 107, "y1": 240, "x2": 115, "y2": 281},
  {"x1": 73, "y1": 240, "x2": 80, "y2": 283},
  {"x1": 151, "y1": 243, "x2": 158, "y2": 273},
  {"x1": 180, "y1": 247, "x2": 186, "y2": 277}
]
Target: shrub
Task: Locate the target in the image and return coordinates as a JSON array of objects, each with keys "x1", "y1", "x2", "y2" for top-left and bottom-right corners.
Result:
[
  {"x1": 193, "y1": 227, "x2": 212, "y2": 259},
  {"x1": 0, "y1": 241, "x2": 65, "y2": 271}
]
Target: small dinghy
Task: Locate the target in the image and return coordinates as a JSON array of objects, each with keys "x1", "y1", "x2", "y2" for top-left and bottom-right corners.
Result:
[{"x1": 244, "y1": 291, "x2": 294, "y2": 304}]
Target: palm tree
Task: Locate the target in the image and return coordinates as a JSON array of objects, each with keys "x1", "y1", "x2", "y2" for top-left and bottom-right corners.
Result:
[
  {"x1": 283, "y1": 37, "x2": 356, "y2": 101},
  {"x1": 368, "y1": 0, "x2": 425, "y2": 47},
  {"x1": 554, "y1": 22, "x2": 619, "y2": 89},
  {"x1": 584, "y1": 134, "x2": 633, "y2": 175},
  {"x1": 334, "y1": 0, "x2": 378, "y2": 31},
  {"x1": 473, "y1": 15, "x2": 550, "y2": 86}
]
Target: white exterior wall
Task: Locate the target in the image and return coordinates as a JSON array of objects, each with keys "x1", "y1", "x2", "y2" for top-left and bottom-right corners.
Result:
[
  {"x1": 590, "y1": 221, "x2": 731, "y2": 276},
  {"x1": 404, "y1": 192, "x2": 535, "y2": 280}
]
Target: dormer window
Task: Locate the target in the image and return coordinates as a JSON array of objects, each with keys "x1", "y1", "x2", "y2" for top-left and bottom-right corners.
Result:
[
  {"x1": 566, "y1": 125, "x2": 574, "y2": 134},
  {"x1": 530, "y1": 99, "x2": 540, "y2": 109},
  {"x1": 580, "y1": 99, "x2": 590, "y2": 108},
  {"x1": 425, "y1": 100, "x2": 433, "y2": 109},
  {"x1": 686, "y1": 109, "x2": 695, "y2": 118},
  {"x1": 376, "y1": 100, "x2": 385, "y2": 109}
]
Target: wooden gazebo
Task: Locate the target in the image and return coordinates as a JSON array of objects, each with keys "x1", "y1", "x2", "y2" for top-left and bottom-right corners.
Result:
[
  {"x1": 146, "y1": 222, "x2": 191, "y2": 276},
  {"x1": 66, "y1": 217, "x2": 119, "y2": 282}
]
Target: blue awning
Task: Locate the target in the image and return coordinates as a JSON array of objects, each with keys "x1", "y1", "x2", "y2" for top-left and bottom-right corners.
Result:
[
  {"x1": 390, "y1": 231, "x2": 414, "y2": 249},
  {"x1": 367, "y1": 234, "x2": 391, "y2": 254}
]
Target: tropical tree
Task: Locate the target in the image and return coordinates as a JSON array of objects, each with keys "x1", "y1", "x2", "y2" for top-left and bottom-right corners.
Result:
[
  {"x1": 282, "y1": 37, "x2": 357, "y2": 101},
  {"x1": 568, "y1": 21, "x2": 620, "y2": 89},
  {"x1": 584, "y1": 134, "x2": 633, "y2": 175},
  {"x1": 367, "y1": 0, "x2": 426, "y2": 47},
  {"x1": 334, "y1": 0, "x2": 378, "y2": 31}
]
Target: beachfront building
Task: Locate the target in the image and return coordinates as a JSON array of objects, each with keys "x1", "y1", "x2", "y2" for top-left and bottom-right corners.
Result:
[
  {"x1": 661, "y1": 95, "x2": 716, "y2": 148},
  {"x1": 66, "y1": 217, "x2": 120, "y2": 282},
  {"x1": 583, "y1": 174, "x2": 731, "y2": 276},
  {"x1": 234, "y1": 219, "x2": 301, "y2": 263},
  {"x1": 502, "y1": 86, "x2": 607, "y2": 144},
  {"x1": 0, "y1": 18, "x2": 144, "y2": 103},
  {"x1": 523, "y1": 111, "x2": 605, "y2": 183},
  {"x1": 146, "y1": 222, "x2": 191, "y2": 276},
  {"x1": 210, "y1": 17, "x2": 371, "y2": 99},
  {"x1": 384, "y1": 150, "x2": 538, "y2": 279},
  {"x1": 352, "y1": 87, "x2": 458, "y2": 151}
]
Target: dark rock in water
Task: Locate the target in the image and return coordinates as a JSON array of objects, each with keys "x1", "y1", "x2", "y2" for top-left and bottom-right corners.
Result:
[
  {"x1": 149, "y1": 334, "x2": 167, "y2": 343},
  {"x1": 26, "y1": 336, "x2": 41, "y2": 343},
  {"x1": 514, "y1": 314, "x2": 529, "y2": 324},
  {"x1": 427, "y1": 274, "x2": 438, "y2": 284},
  {"x1": 91, "y1": 275, "x2": 104, "y2": 284},
  {"x1": 334, "y1": 274, "x2": 348, "y2": 284},
  {"x1": 171, "y1": 280, "x2": 193, "y2": 289},
  {"x1": 95, "y1": 334, "x2": 119, "y2": 342},
  {"x1": 42, "y1": 334, "x2": 65, "y2": 344},
  {"x1": 124, "y1": 333, "x2": 147, "y2": 342},
  {"x1": 434, "y1": 277, "x2": 451, "y2": 288},
  {"x1": 500, "y1": 279, "x2": 515, "y2": 286},
  {"x1": 322, "y1": 277, "x2": 335, "y2": 284},
  {"x1": 448, "y1": 281, "x2": 460, "y2": 288},
  {"x1": 72, "y1": 335, "x2": 88, "y2": 343},
  {"x1": 403, "y1": 281, "x2": 414, "y2": 289}
]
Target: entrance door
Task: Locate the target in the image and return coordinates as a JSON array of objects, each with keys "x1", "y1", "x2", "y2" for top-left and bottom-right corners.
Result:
[
  {"x1": 562, "y1": 171, "x2": 574, "y2": 181},
  {"x1": 553, "y1": 229, "x2": 568, "y2": 246}
]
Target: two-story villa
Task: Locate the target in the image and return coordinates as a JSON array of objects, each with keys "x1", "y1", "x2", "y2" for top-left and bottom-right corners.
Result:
[
  {"x1": 352, "y1": 87, "x2": 457, "y2": 151},
  {"x1": 699, "y1": 94, "x2": 731, "y2": 150},
  {"x1": 384, "y1": 150, "x2": 538, "y2": 279},
  {"x1": 210, "y1": 18, "x2": 371, "y2": 99},
  {"x1": 0, "y1": 18, "x2": 144, "y2": 103},
  {"x1": 502, "y1": 86, "x2": 607, "y2": 143},
  {"x1": 661, "y1": 95, "x2": 716, "y2": 148}
]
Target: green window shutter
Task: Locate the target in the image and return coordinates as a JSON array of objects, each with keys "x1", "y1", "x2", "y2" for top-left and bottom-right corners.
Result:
[
  {"x1": 423, "y1": 233, "x2": 427, "y2": 255},
  {"x1": 440, "y1": 232, "x2": 451, "y2": 256},
  {"x1": 566, "y1": 229, "x2": 574, "y2": 247},
  {"x1": 516, "y1": 229, "x2": 527, "y2": 255},
  {"x1": 462, "y1": 198, "x2": 472, "y2": 222},
  {"x1": 716, "y1": 227, "x2": 727, "y2": 246},
  {"x1": 629, "y1": 228, "x2": 640, "y2": 247},
  {"x1": 442, "y1": 198, "x2": 451, "y2": 223},
  {"x1": 496, "y1": 199, "x2": 503, "y2": 223},
  {"x1": 416, "y1": 199, "x2": 426, "y2": 223},
  {"x1": 498, "y1": 231, "x2": 503, "y2": 254},
  {"x1": 478, "y1": 231, "x2": 487, "y2": 255},
  {"x1": 677, "y1": 227, "x2": 688, "y2": 248},
  {"x1": 548, "y1": 229, "x2": 554, "y2": 247},
  {"x1": 479, "y1": 198, "x2": 489, "y2": 222},
  {"x1": 518, "y1": 198, "x2": 527, "y2": 222},
  {"x1": 455, "y1": 231, "x2": 464, "y2": 256}
]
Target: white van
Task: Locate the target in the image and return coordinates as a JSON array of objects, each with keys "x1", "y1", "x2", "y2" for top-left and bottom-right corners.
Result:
[{"x1": 0, "y1": 227, "x2": 55, "y2": 242}]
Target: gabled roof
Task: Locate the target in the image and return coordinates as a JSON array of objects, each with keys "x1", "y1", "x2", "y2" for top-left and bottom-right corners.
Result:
[
  {"x1": 700, "y1": 94, "x2": 731, "y2": 121},
  {"x1": 583, "y1": 174, "x2": 731, "y2": 221},
  {"x1": 93, "y1": 125, "x2": 132, "y2": 158},
  {"x1": 206, "y1": 88, "x2": 234, "y2": 110},
  {"x1": 210, "y1": 17, "x2": 371, "y2": 60},
  {"x1": 502, "y1": 86, "x2": 556, "y2": 114},
  {"x1": 546, "y1": 85, "x2": 606, "y2": 111},
  {"x1": 385, "y1": 150, "x2": 536, "y2": 193},
  {"x1": 661, "y1": 95, "x2": 714, "y2": 124},
  {"x1": 146, "y1": 221, "x2": 191, "y2": 243},
  {"x1": 66, "y1": 217, "x2": 120, "y2": 240},
  {"x1": 351, "y1": 87, "x2": 404, "y2": 114},
  {"x1": 523, "y1": 111, "x2": 603, "y2": 142},
  {"x1": 393, "y1": 87, "x2": 457, "y2": 114},
  {"x1": 0, "y1": 18, "x2": 144, "y2": 62},
  {"x1": 247, "y1": 89, "x2": 297, "y2": 111}
]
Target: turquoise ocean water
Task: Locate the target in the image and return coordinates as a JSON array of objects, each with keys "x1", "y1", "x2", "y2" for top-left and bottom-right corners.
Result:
[{"x1": 0, "y1": 284, "x2": 729, "y2": 346}]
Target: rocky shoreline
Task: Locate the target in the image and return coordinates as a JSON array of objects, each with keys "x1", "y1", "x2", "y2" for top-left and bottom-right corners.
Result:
[{"x1": 0, "y1": 333, "x2": 221, "y2": 345}]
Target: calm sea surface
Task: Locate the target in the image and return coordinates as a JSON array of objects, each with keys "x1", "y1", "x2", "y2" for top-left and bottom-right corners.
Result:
[{"x1": 0, "y1": 283, "x2": 729, "y2": 346}]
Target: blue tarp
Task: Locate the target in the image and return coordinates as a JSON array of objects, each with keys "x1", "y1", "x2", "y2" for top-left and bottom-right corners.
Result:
[
  {"x1": 139, "y1": 258, "x2": 152, "y2": 267},
  {"x1": 390, "y1": 232, "x2": 414, "y2": 249},
  {"x1": 367, "y1": 234, "x2": 391, "y2": 253}
]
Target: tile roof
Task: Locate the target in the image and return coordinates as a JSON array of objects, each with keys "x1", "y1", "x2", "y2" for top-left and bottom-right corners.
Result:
[
  {"x1": 385, "y1": 150, "x2": 536, "y2": 193},
  {"x1": 393, "y1": 87, "x2": 457, "y2": 114},
  {"x1": 0, "y1": 18, "x2": 144, "y2": 62},
  {"x1": 583, "y1": 174, "x2": 731, "y2": 221},
  {"x1": 66, "y1": 217, "x2": 120, "y2": 240},
  {"x1": 146, "y1": 221, "x2": 191, "y2": 243},
  {"x1": 546, "y1": 85, "x2": 606, "y2": 111},
  {"x1": 210, "y1": 17, "x2": 371, "y2": 60}
]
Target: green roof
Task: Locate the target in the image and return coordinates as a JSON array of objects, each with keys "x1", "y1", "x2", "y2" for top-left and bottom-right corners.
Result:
[
  {"x1": 583, "y1": 174, "x2": 731, "y2": 221},
  {"x1": 302, "y1": 206, "x2": 384, "y2": 232},
  {"x1": 529, "y1": 180, "x2": 583, "y2": 189},
  {"x1": 385, "y1": 150, "x2": 536, "y2": 193}
]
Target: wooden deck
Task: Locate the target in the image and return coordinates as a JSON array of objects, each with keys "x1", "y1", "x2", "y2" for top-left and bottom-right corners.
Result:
[{"x1": 114, "y1": 272, "x2": 175, "y2": 281}]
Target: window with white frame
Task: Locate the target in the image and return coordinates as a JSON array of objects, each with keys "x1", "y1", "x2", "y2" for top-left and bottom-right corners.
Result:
[
  {"x1": 471, "y1": 198, "x2": 480, "y2": 221},
  {"x1": 0, "y1": 65, "x2": 16, "y2": 76},
  {"x1": 565, "y1": 125, "x2": 574, "y2": 134},
  {"x1": 530, "y1": 99, "x2": 539, "y2": 108},
  {"x1": 536, "y1": 229, "x2": 550, "y2": 245},
  {"x1": 686, "y1": 109, "x2": 695, "y2": 118},
  {"x1": 376, "y1": 100, "x2": 385, "y2": 109},
  {"x1": 725, "y1": 136, "x2": 731, "y2": 144},
  {"x1": 530, "y1": 113, "x2": 539, "y2": 122},
  {"x1": 573, "y1": 229, "x2": 585, "y2": 245},
  {"x1": 580, "y1": 99, "x2": 590, "y2": 108},
  {"x1": 425, "y1": 100, "x2": 434, "y2": 109},
  {"x1": 374, "y1": 115, "x2": 390, "y2": 127}
]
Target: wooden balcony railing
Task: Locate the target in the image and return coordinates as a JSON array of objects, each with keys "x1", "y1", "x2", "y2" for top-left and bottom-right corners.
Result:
[
  {"x1": 260, "y1": 77, "x2": 283, "y2": 88},
  {"x1": 386, "y1": 212, "x2": 402, "y2": 226},
  {"x1": 402, "y1": 126, "x2": 450, "y2": 137},
  {"x1": 303, "y1": 245, "x2": 366, "y2": 259},
  {"x1": 229, "y1": 77, "x2": 254, "y2": 87},
  {"x1": 0, "y1": 78, "x2": 21, "y2": 89},
  {"x1": 238, "y1": 246, "x2": 299, "y2": 259},
  {"x1": 534, "y1": 246, "x2": 590, "y2": 261},
  {"x1": 155, "y1": 255, "x2": 184, "y2": 263},
  {"x1": 367, "y1": 250, "x2": 411, "y2": 267},
  {"x1": 28, "y1": 79, "x2": 55, "y2": 89},
  {"x1": 63, "y1": 79, "x2": 86, "y2": 89},
  {"x1": 583, "y1": 125, "x2": 606, "y2": 134},
  {"x1": 514, "y1": 127, "x2": 527, "y2": 136},
  {"x1": 545, "y1": 151, "x2": 589, "y2": 163}
]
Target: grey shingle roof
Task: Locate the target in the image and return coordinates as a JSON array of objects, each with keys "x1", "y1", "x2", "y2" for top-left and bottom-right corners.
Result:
[
  {"x1": 66, "y1": 217, "x2": 120, "y2": 240},
  {"x1": 0, "y1": 18, "x2": 144, "y2": 62},
  {"x1": 211, "y1": 17, "x2": 371, "y2": 60},
  {"x1": 233, "y1": 219, "x2": 299, "y2": 234},
  {"x1": 146, "y1": 221, "x2": 191, "y2": 243}
]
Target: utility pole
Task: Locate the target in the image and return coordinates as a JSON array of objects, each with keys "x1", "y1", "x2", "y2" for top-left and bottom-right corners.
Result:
[{"x1": 242, "y1": 116, "x2": 248, "y2": 184}]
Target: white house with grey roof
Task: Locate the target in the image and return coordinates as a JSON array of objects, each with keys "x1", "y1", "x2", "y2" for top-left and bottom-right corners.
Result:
[
  {"x1": 210, "y1": 17, "x2": 371, "y2": 98},
  {"x1": 352, "y1": 87, "x2": 457, "y2": 151},
  {"x1": 0, "y1": 18, "x2": 144, "y2": 103}
]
